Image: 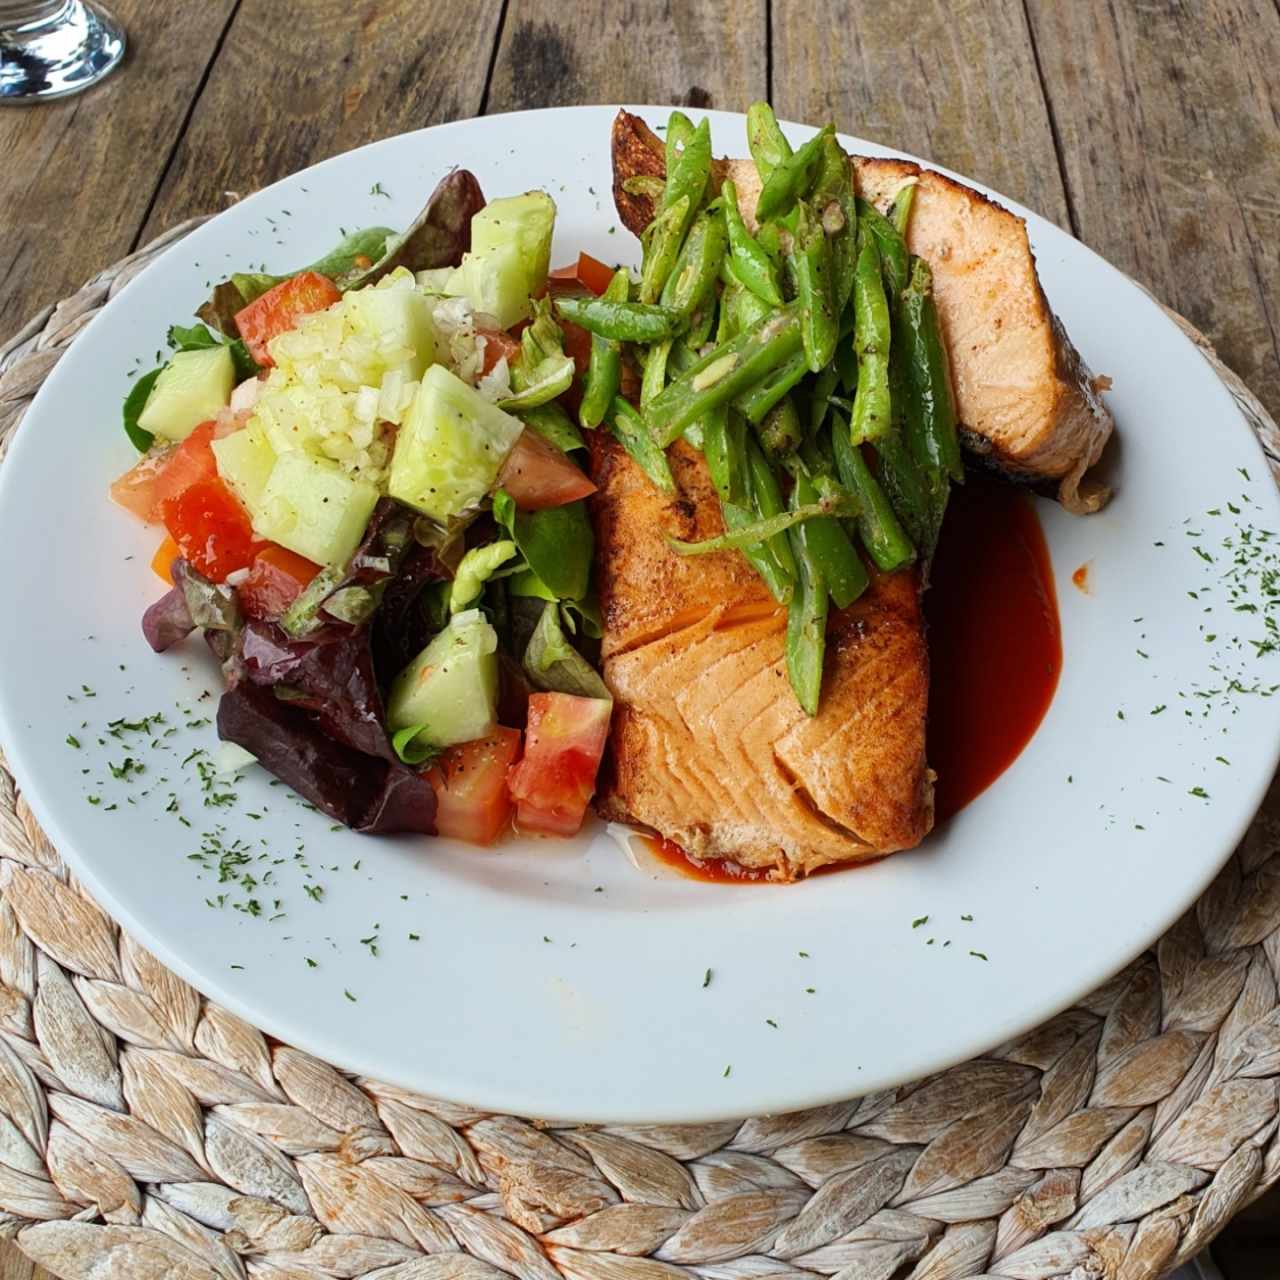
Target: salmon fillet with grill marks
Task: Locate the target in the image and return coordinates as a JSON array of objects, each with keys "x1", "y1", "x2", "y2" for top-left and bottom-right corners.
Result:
[
  {"x1": 589, "y1": 435, "x2": 933, "y2": 880},
  {"x1": 611, "y1": 110, "x2": 1114, "y2": 513}
]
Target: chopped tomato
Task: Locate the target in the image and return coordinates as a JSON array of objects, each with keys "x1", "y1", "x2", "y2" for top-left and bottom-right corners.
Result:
[
  {"x1": 508, "y1": 693, "x2": 611, "y2": 837},
  {"x1": 234, "y1": 271, "x2": 341, "y2": 366},
  {"x1": 151, "y1": 536, "x2": 181, "y2": 585},
  {"x1": 560, "y1": 319, "x2": 593, "y2": 379},
  {"x1": 110, "y1": 419, "x2": 223, "y2": 525},
  {"x1": 548, "y1": 253, "x2": 615, "y2": 298},
  {"x1": 160, "y1": 477, "x2": 259, "y2": 582},
  {"x1": 110, "y1": 448, "x2": 173, "y2": 523},
  {"x1": 428, "y1": 727, "x2": 522, "y2": 845},
  {"x1": 498, "y1": 429, "x2": 596, "y2": 510},
  {"x1": 237, "y1": 544, "x2": 321, "y2": 620},
  {"x1": 151, "y1": 420, "x2": 220, "y2": 511},
  {"x1": 476, "y1": 327, "x2": 522, "y2": 376}
]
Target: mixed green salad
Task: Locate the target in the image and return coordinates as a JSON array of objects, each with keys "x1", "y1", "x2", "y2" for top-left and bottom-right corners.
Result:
[
  {"x1": 114, "y1": 169, "x2": 612, "y2": 843},
  {"x1": 112, "y1": 103, "x2": 962, "y2": 845}
]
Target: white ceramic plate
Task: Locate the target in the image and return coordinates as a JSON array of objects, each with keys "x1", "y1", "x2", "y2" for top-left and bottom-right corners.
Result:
[{"x1": 1, "y1": 107, "x2": 1277, "y2": 1123}]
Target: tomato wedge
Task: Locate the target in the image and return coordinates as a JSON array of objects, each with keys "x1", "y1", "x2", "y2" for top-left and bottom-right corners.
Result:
[
  {"x1": 237, "y1": 544, "x2": 322, "y2": 620},
  {"x1": 476, "y1": 327, "x2": 522, "y2": 376},
  {"x1": 547, "y1": 253, "x2": 615, "y2": 298},
  {"x1": 110, "y1": 419, "x2": 223, "y2": 525},
  {"x1": 110, "y1": 448, "x2": 172, "y2": 523},
  {"x1": 160, "y1": 477, "x2": 260, "y2": 583},
  {"x1": 497, "y1": 429, "x2": 596, "y2": 510},
  {"x1": 508, "y1": 693, "x2": 611, "y2": 837},
  {"x1": 428, "y1": 727, "x2": 522, "y2": 845},
  {"x1": 234, "y1": 271, "x2": 341, "y2": 366}
]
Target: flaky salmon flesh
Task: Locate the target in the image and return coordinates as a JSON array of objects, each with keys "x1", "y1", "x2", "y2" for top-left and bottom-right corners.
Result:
[{"x1": 611, "y1": 110, "x2": 1115, "y2": 514}]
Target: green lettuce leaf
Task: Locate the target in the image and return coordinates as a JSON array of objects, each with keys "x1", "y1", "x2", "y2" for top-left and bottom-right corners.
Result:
[
  {"x1": 493, "y1": 490, "x2": 592, "y2": 602},
  {"x1": 122, "y1": 367, "x2": 163, "y2": 452},
  {"x1": 523, "y1": 601, "x2": 610, "y2": 700},
  {"x1": 498, "y1": 298, "x2": 575, "y2": 411}
]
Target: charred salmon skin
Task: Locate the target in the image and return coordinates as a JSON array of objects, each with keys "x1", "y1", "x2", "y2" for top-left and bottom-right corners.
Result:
[
  {"x1": 589, "y1": 434, "x2": 933, "y2": 880},
  {"x1": 611, "y1": 110, "x2": 1114, "y2": 514}
]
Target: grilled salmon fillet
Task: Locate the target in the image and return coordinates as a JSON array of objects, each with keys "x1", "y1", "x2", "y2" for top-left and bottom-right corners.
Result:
[
  {"x1": 589, "y1": 434, "x2": 933, "y2": 880},
  {"x1": 611, "y1": 110, "x2": 1114, "y2": 513}
]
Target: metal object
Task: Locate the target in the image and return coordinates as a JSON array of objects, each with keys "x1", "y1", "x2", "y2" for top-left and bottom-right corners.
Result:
[{"x1": 0, "y1": 1, "x2": 124, "y2": 104}]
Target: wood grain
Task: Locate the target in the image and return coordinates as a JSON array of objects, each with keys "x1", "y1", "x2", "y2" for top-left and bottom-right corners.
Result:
[
  {"x1": 0, "y1": 1238, "x2": 55, "y2": 1280},
  {"x1": 1025, "y1": 0, "x2": 1280, "y2": 423},
  {"x1": 139, "y1": 0, "x2": 505, "y2": 240},
  {"x1": 770, "y1": 0, "x2": 1072, "y2": 230},
  {"x1": 0, "y1": 0, "x2": 236, "y2": 344},
  {"x1": 485, "y1": 1, "x2": 767, "y2": 114}
]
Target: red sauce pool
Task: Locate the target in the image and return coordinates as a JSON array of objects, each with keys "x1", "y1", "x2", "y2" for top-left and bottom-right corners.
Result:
[{"x1": 645, "y1": 472, "x2": 1063, "y2": 880}]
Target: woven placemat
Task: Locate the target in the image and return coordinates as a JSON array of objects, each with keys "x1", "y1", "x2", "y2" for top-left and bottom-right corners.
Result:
[{"x1": 0, "y1": 222, "x2": 1279, "y2": 1280}]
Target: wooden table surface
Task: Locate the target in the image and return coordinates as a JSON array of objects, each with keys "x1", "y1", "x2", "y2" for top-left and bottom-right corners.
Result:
[{"x1": 1, "y1": 2, "x2": 1278, "y2": 1276}]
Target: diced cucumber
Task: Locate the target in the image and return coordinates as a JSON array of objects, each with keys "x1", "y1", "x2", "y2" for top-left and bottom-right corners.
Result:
[
  {"x1": 343, "y1": 272, "x2": 436, "y2": 378},
  {"x1": 416, "y1": 267, "x2": 453, "y2": 293},
  {"x1": 137, "y1": 346, "x2": 234, "y2": 442},
  {"x1": 253, "y1": 451, "x2": 379, "y2": 567},
  {"x1": 445, "y1": 191, "x2": 556, "y2": 328},
  {"x1": 470, "y1": 192, "x2": 556, "y2": 296},
  {"x1": 252, "y1": 384, "x2": 336, "y2": 456},
  {"x1": 444, "y1": 241, "x2": 530, "y2": 330},
  {"x1": 211, "y1": 421, "x2": 276, "y2": 510},
  {"x1": 388, "y1": 364, "x2": 522, "y2": 522},
  {"x1": 386, "y1": 610, "x2": 499, "y2": 749}
]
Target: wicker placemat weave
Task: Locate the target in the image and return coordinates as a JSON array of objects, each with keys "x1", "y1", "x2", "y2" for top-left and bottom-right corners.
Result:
[{"x1": 0, "y1": 222, "x2": 1278, "y2": 1280}]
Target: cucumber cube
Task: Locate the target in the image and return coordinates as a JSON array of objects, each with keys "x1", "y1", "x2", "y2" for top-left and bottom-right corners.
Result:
[
  {"x1": 253, "y1": 451, "x2": 379, "y2": 567},
  {"x1": 137, "y1": 345, "x2": 234, "y2": 442},
  {"x1": 386, "y1": 610, "x2": 499, "y2": 748},
  {"x1": 388, "y1": 364, "x2": 522, "y2": 522},
  {"x1": 211, "y1": 421, "x2": 276, "y2": 511},
  {"x1": 343, "y1": 274, "x2": 436, "y2": 378}
]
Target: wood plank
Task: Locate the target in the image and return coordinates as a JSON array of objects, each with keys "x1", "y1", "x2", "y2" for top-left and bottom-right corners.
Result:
[
  {"x1": 0, "y1": 1237, "x2": 56, "y2": 1280},
  {"x1": 485, "y1": 3, "x2": 767, "y2": 114},
  {"x1": 770, "y1": 0, "x2": 1072, "y2": 230},
  {"x1": 0, "y1": 0, "x2": 237, "y2": 343},
  {"x1": 140, "y1": 0, "x2": 504, "y2": 240},
  {"x1": 1025, "y1": 0, "x2": 1280, "y2": 423}
]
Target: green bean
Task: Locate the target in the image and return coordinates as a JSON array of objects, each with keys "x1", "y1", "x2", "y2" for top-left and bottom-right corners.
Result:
[
  {"x1": 640, "y1": 118, "x2": 712, "y2": 302},
  {"x1": 700, "y1": 408, "x2": 793, "y2": 599},
  {"x1": 660, "y1": 209, "x2": 728, "y2": 317},
  {"x1": 647, "y1": 307, "x2": 804, "y2": 446},
  {"x1": 715, "y1": 282, "x2": 741, "y2": 345},
  {"x1": 732, "y1": 349, "x2": 809, "y2": 424},
  {"x1": 899, "y1": 257, "x2": 964, "y2": 483},
  {"x1": 668, "y1": 493, "x2": 855, "y2": 555},
  {"x1": 759, "y1": 394, "x2": 802, "y2": 459},
  {"x1": 790, "y1": 204, "x2": 838, "y2": 372},
  {"x1": 785, "y1": 475, "x2": 829, "y2": 716},
  {"x1": 787, "y1": 464, "x2": 868, "y2": 609},
  {"x1": 686, "y1": 296, "x2": 716, "y2": 349},
  {"x1": 808, "y1": 364, "x2": 839, "y2": 433},
  {"x1": 701, "y1": 404, "x2": 750, "y2": 505},
  {"x1": 891, "y1": 182, "x2": 917, "y2": 237},
  {"x1": 849, "y1": 231, "x2": 892, "y2": 444},
  {"x1": 640, "y1": 194, "x2": 693, "y2": 305},
  {"x1": 746, "y1": 101, "x2": 793, "y2": 183},
  {"x1": 755, "y1": 126, "x2": 833, "y2": 224},
  {"x1": 856, "y1": 197, "x2": 909, "y2": 298},
  {"x1": 723, "y1": 179, "x2": 784, "y2": 306},
  {"x1": 665, "y1": 110, "x2": 695, "y2": 174},
  {"x1": 641, "y1": 338, "x2": 672, "y2": 408},
  {"x1": 726, "y1": 276, "x2": 773, "y2": 336},
  {"x1": 609, "y1": 397, "x2": 675, "y2": 493},
  {"x1": 835, "y1": 331, "x2": 858, "y2": 392},
  {"x1": 831, "y1": 414, "x2": 915, "y2": 571},
  {"x1": 579, "y1": 268, "x2": 629, "y2": 428},
  {"x1": 746, "y1": 435, "x2": 797, "y2": 580},
  {"x1": 875, "y1": 428, "x2": 945, "y2": 557},
  {"x1": 555, "y1": 295, "x2": 682, "y2": 343}
]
